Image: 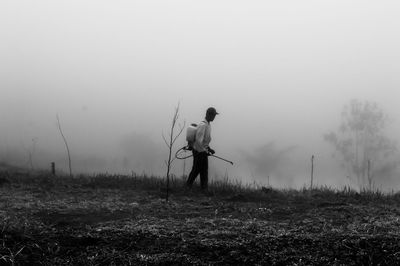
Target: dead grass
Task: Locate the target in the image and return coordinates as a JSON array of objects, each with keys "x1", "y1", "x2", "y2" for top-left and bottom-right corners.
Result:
[{"x1": 0, "y1": 172, "x2": 400, "y2": 265}]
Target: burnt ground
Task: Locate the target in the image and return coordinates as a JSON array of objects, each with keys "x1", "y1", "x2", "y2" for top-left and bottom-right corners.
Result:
[{"x1": 1, "y1": 174, "x2": 400, "y2": 265}]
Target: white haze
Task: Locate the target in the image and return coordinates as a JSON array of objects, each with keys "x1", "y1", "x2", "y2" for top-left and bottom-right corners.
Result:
[{"x1": 1, "y1": 1, "x2": 400, "y2": 190}]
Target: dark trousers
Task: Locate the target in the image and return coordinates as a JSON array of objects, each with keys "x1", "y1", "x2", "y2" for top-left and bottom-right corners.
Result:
[{"x1": 186, "y1": 150, "x2": 208, "y2": 189}]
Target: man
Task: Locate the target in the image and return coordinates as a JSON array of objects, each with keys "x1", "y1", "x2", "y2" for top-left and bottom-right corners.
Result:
[{"x1": 186, "y1": 107, "x2": 218, "y2": 190}]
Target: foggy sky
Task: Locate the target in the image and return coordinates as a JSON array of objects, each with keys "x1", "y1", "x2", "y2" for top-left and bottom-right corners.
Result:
[{"x1": 1, "y1": 1, "x2": 400, "y2": 189}]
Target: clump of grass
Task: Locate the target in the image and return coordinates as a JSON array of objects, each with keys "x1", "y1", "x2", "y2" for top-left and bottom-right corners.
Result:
[{"x1": 0, "y1": 215, "x2": 36, "y2": 266}]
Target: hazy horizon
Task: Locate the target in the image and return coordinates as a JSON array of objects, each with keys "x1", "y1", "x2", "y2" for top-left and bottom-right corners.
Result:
[{"x1": 1, "y1": 1, "x2": 400, "y2": 190}]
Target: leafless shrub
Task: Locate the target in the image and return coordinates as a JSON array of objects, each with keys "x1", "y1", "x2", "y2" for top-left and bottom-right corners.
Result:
[{"x1": 162, "y1": 103, "x2": 185, "y2": 202}]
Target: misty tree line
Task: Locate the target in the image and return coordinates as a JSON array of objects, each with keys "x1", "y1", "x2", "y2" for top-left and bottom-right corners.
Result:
[{"x1": 5, "y1": 99, "x2": 399, "y2": 191}]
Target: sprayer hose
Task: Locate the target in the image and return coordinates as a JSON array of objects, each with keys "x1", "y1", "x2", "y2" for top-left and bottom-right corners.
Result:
[{"x1": 175, "y1": 146, "x2": 193, "y2": 160}]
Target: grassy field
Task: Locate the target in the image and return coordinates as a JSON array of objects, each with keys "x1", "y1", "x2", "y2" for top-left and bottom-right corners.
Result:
[{"x1": 1, "y1": 169, "x2": 400, "y2": 265}]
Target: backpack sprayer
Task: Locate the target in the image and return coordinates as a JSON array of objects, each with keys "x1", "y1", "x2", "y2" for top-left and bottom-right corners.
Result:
[{"x1": 174, "y1": 123, "x2": 234, "y2": 165}]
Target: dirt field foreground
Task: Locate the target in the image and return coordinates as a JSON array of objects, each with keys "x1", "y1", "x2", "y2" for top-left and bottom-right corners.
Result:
[{"x1": 1, "y1": 173, "x2": 400, "y2": 265}]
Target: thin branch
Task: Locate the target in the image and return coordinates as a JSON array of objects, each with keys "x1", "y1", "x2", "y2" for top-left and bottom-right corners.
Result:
[
  {"x1": 162, "y1": 132, "x2": 170, "y2": 148},
  {"x1": 56, "y1": 114, "x2": 72, "y2": 177},
  {"x1": 172, "y1": 122, "x2": 185, "y2": 145}
]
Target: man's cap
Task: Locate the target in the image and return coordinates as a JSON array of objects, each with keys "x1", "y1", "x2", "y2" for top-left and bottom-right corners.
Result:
[{"x1": 206, "y1": 107, "x2": 219, "y2": 115}]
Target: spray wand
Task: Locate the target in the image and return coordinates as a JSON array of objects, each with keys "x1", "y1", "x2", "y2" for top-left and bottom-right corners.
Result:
[{"x1": 175, "y1": 146, "x2": 234, "y2": 165}]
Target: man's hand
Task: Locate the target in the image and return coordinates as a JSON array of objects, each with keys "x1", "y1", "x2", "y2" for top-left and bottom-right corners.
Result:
[
  {"x1": 185, "y1": 145, "x2": 193, "y2": 151},
  {"x1": 207, "y1": 147, "x2": 215, "y2": 155}
]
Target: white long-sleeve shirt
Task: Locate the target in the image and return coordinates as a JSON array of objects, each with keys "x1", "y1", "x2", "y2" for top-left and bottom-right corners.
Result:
[{"x1": 193, "y1": 121, "x2": 211, "y2": 152}]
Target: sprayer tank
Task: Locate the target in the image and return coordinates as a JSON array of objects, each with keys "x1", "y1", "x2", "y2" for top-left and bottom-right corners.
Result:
[{"x1": 186, "y1": 123, "x2": 198, "y2": 144}]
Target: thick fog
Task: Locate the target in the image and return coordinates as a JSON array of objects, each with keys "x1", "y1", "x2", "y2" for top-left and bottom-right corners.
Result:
[{"x1": 1, "y1": 1, "x2": 400, "y2": 190}]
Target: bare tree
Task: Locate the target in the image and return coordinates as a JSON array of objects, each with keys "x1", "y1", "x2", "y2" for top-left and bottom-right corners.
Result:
[
  {"x1": 162, "y1": 103, "x2": 185, "y2": 202},
  {"x1": 56, "y1": 114, "x2": 72, "y2": 177},
  {"x1": 324, "y1": 99, "x2": 397, "y2": 190}
]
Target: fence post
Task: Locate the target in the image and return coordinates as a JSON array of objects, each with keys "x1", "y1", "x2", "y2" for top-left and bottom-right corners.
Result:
[
  {"x1": 368, "y1": 159, "x2": 371, "y2": 190},
  {"x1": 310, "y1": 155, "x2": 314, "y2": 190},
  {"x1": 51, "y1": 162, "x2": 56, "y2": 176}
]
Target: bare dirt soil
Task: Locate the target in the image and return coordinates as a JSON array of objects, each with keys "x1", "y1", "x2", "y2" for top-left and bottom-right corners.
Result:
[{"x1": 1, "y1": 174, "x2": 400, "y2": 265}]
